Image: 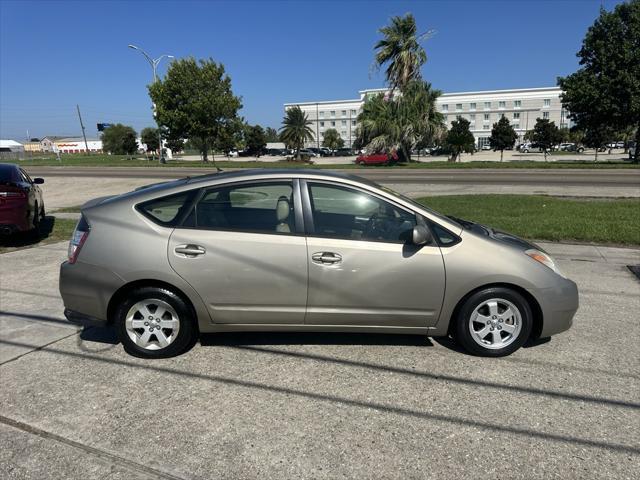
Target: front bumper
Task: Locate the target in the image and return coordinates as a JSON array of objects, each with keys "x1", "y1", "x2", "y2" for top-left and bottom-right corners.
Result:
[{"x1": 531, "y1": 278, "x2": 579, "y2": 338}]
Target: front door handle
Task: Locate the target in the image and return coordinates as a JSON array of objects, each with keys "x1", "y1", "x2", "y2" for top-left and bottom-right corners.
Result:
[
  {"x1": 311, "y1": 252, "x2": 342, "y2": 264},
  {"x1": 174, "y1": 244, "x2": 206, "y2": 257}
]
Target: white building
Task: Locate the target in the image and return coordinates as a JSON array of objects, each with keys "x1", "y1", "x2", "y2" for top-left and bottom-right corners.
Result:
[
  {"x1": 54, "y1": 137, "x2": 102, "y2": 153},
  {"x1": 0, "y1": 139, "x2": 25, "y2": 153},
  {"x1": 285, "y1": 86, "x2": 568, "y2": 148}
]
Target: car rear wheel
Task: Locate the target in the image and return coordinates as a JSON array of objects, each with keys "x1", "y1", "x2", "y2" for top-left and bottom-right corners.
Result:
[
  {"x1": 454, "y1": 287, "x2": 532, "y2": 357},
  {"x1": 32, "y1": 202, "x2": 40, "y2": 232},
  {"x1": 114, "y1": 287, "x2": 198, "y2": 358}
]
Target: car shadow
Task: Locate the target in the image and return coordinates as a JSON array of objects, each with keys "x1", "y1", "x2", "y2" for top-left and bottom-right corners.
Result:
[{"x1": 0, "y1": 215, "x2": 55, "y2": 249}]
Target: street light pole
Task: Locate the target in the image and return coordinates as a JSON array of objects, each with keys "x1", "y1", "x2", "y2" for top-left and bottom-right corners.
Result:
[{"x1": 128, "y1": 44, "x2": 174, "y2": 163}]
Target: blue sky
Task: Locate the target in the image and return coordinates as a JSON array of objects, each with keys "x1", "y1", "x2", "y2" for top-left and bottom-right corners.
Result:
[{"x1": 0, "y1": 0, "x2": 623, "y2": 140}]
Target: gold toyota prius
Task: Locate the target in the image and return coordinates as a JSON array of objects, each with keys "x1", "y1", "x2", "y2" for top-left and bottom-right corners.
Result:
[{"x1": 60, "y1": 170, "x2": 579, "y2": 358}]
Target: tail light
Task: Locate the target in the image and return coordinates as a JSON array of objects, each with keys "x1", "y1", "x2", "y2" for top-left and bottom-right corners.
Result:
[
  {"x1": 0, "y1": 190, "x2": 27, "y2": 199},
  {"x1": 68, "y1": 214, "x2": 90, "y2": 264}
]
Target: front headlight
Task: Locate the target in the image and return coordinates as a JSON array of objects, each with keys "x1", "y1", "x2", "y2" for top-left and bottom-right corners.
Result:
[{"x1": 525, "y1": 249, "x2": 566, "y2": 277}]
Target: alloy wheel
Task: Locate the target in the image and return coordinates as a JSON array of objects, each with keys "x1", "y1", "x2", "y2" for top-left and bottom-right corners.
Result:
[
  {"x1": 468, "y1": 298, "x2": 522, "y2": 350},
  {"x1": 125, "y1": 299, "x2": 181, "y2": 350}
]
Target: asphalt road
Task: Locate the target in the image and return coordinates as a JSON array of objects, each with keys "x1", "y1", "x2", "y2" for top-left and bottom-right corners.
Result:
[
  {"x1": 23, "y1": 166, "x2": 640, "y2": 187},
  {"x1": 1, "y1": 241, "x2": 639, "y2": 479}
]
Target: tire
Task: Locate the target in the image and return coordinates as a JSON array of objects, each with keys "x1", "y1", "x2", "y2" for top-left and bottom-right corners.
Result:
[
  {"x1": 114, "y1": 286, "x2": 198, "y2": 358},
  {"x1": 453, "y1": 287, "x2": 532, "y2": 357},
  {"x1": 32, "y1": 202, "x2": 40, "y2": 232}
]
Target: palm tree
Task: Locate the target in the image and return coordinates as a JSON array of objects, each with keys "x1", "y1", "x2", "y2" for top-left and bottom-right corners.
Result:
[
  {"x1": 357, "y1": 80, "x2": 444, "y2": 162},
  {"x1": 279, "y1": 106, "x2": 314, "y2": 159},
  {"x1": 374, "y1": 13, "x2": 432, "y2": 92}
]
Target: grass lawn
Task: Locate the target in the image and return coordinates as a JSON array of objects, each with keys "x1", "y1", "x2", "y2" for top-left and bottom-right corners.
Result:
[
  {"x1": 6, "y1": 155, "x2": 638, "y2": 169},
  {"x1": 0, "y1": 217, "x2": 77, "y2": 254},
  {"x1": 417, "y1": 195, "x2": 640, "y2": 246}
]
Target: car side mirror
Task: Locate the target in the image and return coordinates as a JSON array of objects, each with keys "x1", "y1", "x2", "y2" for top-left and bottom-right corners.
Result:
[
  {"x1": 412, "y1": 224, "x2": 432, "y2": 245},
  {"x1": 33, "y1": 178, "x2": 44, "y2": 184}
]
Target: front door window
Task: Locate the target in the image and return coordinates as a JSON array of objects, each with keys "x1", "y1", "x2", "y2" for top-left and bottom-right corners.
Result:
[{"x1": 307, "y1": 182, "x2": 416, "y2": 243}]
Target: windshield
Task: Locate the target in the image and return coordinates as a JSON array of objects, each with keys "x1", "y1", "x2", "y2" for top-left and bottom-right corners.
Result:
[{"x1": 379, "y1": 184, "x2": 462, "y2": 229}]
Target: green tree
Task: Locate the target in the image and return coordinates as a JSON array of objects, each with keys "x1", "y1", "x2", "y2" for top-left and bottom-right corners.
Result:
[
  {"x1": 279, "y1": 106, "x2": 314, "y2": 158},
  {"x1": 101, "y1": 124, "x2": 138, "y2": 157},
  {"x1": 357, "y1": 80, "x2": 444, "y2": 162},
  {"x1": 322, "y1": 128, "x2": 344, "y2": 151},
  {"x1": 445, "y1": 118, "x2": 475, "y2": 162},
  {"x1": 244, "y1": 124, "x2": 266, "y2": 156},
  {"x1": 583, "y1": 124, "x2": 616, "y2": 161},
  {"x1": 148, "y1": 57, "x2": 242, "y2": 165},
  {"x1": 166, "y1": 135, "x2": 184, "y2": 155},
  {"x1": 558, "y1": 1, "x2": 640, "y2": 162},
  {"x1": 530, "y1": 118, "x2": 563, "y2": 161},
  {"x1": 140, "y1": 127, "x2": 159, "y2": 156},
  {"x1": 374, "y1": 13, "x2": 431, "y2": 92},
  {"x1": 488, "y1": 116, "x2": 518, "y2": 161},
  {"x1": 265, "y1": 127, "x2": 279, "y2": 143}
]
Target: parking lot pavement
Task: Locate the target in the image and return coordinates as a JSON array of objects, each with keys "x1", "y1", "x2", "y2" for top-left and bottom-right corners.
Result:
[{"x1": 1, "y1": 242, "x2": 639, "y2": 479}]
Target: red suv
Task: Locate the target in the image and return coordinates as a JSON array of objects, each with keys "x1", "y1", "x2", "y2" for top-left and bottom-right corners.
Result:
[
  {"x1": 0, "y1": 163, "x2": 45, "y2": 235},
  {"x1": 355, "y1": 151, "x2": 399, "y2": 166}
]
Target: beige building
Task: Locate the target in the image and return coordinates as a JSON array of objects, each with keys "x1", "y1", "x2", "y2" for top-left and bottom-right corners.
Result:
[
  {"x1": 22, "y1": 141, "x2": 42, "y2": 152},
  {"x1": 285, "y1": 86, "x2": 567, "y2": 148}
]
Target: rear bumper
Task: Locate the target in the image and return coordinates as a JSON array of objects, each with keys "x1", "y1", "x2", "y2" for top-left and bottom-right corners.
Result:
[
  {"x1": 0, "y1": 224, "x2": 19, "y2": 235},
  {"x1": 59, "y1": 260, "x2": 125, "y2": 323},
  {"x1": 64, "y1": 309, "x2": 108, "y2": 327},
  {"x1": 0, "y1": 202, "x2": 31, "y2": 232}
]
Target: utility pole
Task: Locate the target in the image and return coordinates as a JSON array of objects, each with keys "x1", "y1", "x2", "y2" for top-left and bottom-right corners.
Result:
[
  {"x1": 76, "y1": 104, "x2": 90, "y2": 154},
  {"x1": 128, "y1": 45, "x2": 174, "y2": 163}
]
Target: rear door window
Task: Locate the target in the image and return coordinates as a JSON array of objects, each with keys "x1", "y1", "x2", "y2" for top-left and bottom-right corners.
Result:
[{"x1": 187, "y1": 181, "x2": 295, "y2": 234}]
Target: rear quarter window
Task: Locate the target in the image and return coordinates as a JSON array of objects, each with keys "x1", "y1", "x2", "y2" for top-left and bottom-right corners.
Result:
[{"x1": 136, "y1": 191, "x2": 195, "y2": 226}]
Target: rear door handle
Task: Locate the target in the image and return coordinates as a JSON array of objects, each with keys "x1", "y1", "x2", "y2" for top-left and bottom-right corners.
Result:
[
  {"x1": 311, "y1": 252, "x2": 342, "y2": 264},
  {"x1": 174, "y1": 244, "x2": 206, "y2": 257}
]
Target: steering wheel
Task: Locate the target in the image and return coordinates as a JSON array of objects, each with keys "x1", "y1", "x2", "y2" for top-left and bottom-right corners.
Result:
[{"x1": 364, "y1": 213, "x2": 392, "y2": 239}]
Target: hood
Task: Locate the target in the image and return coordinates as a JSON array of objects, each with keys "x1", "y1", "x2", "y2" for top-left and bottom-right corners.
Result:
[{"x1": 448, "y1": 215, "x2": 544, "y2": 252}]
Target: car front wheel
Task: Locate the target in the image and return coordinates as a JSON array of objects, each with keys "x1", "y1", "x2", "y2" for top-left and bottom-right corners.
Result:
[
  {"x1": 114, "y1": 287, "x2": 198, "y2": 358},
  {"x1": 454, "y1": 287, "x2": 532, "y2": 357}
]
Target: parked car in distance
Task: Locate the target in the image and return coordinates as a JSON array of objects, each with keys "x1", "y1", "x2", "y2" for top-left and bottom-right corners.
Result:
[
  {"x1": 297, "y1": 148, "x2": 319, "y2": 158},
  {"x1": 307, "y1": 148, "x2": 326, "y2": 157},
  {"x1": 0, "y1": 163, "x2": 45, "y2": 235},
  {"x1": 60, "y1": 169, "x2": 579, "y2": 359},
  {"x1": 334, "y1": 147, "x2": 355, "y2": 156},
  {"x1": 266, "y1": 148, "x2": 286, "y2": 156},
  {"x1": 320, "y1": 147, "x2": 332, "y2": 157},
  {"x1": 481, "y1": 144, "x2": 492, "y2": 151},
  {"x1": 355, "y1": 151, "x2": 399, "y2": 165},
  {"x1": 559, "y1": 143, "x2": 585, "y2": 153},
  {"x1": 518, "y1": 143, "x2": 543, "y2": 153}
]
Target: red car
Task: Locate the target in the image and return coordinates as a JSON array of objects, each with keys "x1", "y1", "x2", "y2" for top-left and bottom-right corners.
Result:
[
  {"x1": 0, "y1": 163, "x2": 45, "y2": 235},
  {"x1": 355, "y1": 151, "x2": 399, "y2": 165}
]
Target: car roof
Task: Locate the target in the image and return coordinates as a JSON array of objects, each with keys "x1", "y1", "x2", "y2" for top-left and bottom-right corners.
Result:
[{"x1": 183, "y1": 168, "x2": 378, "y2": 188}]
